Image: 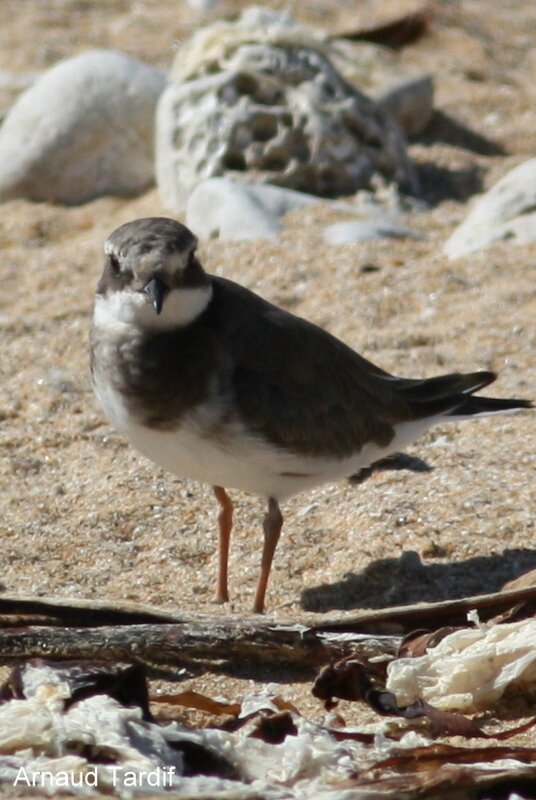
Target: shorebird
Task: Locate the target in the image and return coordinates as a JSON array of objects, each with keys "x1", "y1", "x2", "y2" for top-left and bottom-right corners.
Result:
[{"x1": 90, "y1": 217, "x2": 532, "y2": 613}]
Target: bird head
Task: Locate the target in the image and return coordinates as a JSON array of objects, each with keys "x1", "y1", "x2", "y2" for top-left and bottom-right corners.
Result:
[{"x1": 94, "y1": 217, "x2": 212, "y2": 332}]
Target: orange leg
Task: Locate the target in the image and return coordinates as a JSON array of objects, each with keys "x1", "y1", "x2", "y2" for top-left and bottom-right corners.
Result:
[
  {"x1": 213, "y1": 485, "x2": 233, "y2": 604},
  {"x1": 253, "y1": 497, "x2": 283, "y2": 614}
]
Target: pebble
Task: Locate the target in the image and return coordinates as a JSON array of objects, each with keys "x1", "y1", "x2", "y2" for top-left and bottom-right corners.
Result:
[
  {"x1": 186, "y1": 177, "x2": 319, "y2": 241},
  {"x1": 444, "y1": 156, "x2": 536, "y2": 258},
  {"x1": 323, "y1": 219, "x2": 423, "y2": 245},
  {"x1": 375, "y1": 73, "x2": 434, "y2": 138}
]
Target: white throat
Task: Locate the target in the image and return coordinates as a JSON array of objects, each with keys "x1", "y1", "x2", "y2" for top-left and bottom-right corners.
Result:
[{"x1": 93, "y1": 284, "x2": 213, "y2": 333}]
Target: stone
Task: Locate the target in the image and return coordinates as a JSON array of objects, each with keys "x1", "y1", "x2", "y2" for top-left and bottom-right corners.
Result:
[
  {"x1": 186, "y1": 177, "x2": 319, "y2": 240},
  {"x1": 322, "y1": 219, "x2": 423, "y2": 245},
  {"x1": 185, "y1": 0, "x2": 221, "y2": 10},
  {"x1": 375, "y1": 73, "x2": 434, "y2": 138},
  {"x1": 0, "y1": 50, "x2": 166, "y2": 204},
  {"x1": 328, "y1": 39, "x2": 434, "y2": 137},
  {"x1": 156, "y1": 8, "x2": 416, "y2": 213},
  {"x1": 0, "y1": 70, "x2": 39, "y2": 121},
  {"x1": 444, "y1": 157, "x2": 536, "y2": 258}
]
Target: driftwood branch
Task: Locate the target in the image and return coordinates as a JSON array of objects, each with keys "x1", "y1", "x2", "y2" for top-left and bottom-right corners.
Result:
[
  {"x1": 0, "y1": 621, "x2": 343, "y2": 669},
  {"x1": 0, "y1": 586, "x2": 535, "y2": 672}
]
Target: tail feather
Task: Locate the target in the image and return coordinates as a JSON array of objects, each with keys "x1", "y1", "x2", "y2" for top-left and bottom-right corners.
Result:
[
  {"x1": 395, "y1": 370, "x2": 532, "y2": 420},
  {"x1": 399, "y1": 370, "x2": 496, "y2": 402},
  {"x1": 447, "y1": 395, "x2": 533, "y2": 419}
]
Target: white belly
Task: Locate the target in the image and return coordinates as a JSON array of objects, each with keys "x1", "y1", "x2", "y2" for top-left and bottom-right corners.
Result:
[{"x1": 93, "y1": 368, "x2": 435, "y2": 501}]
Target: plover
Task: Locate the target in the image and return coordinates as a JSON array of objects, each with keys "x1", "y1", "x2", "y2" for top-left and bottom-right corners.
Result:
[{"x1": 90, "y1": 217, "x2": 532, "y2": 613}]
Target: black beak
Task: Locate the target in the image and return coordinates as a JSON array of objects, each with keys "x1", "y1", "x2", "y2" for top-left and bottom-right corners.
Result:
[{"x1": 144, "y1": 277, "x2": 168, "y2": 315}]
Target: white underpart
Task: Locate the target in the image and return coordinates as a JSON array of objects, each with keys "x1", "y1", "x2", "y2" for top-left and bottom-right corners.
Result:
[
  {"x1": 93, "y1": 284, "x2": 213, "y2": 332},
  {"x1": 92, "y1": 363, "x2": 443, "y2": 501},
  {"x1": 126, "y1": 414, "x2": 438, "y2": 501}
]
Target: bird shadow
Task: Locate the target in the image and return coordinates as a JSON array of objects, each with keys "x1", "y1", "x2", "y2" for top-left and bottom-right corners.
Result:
[
  {"x1": 414, "y1": 161, "x2": 485, "y2": 205},
  {"x1": 348, "y1": 452, "x2": 432, "y2": 484},
  {"x1": 410, "y1": 110, "x2": 506, "y2": 205},
  {"x1": 421, "y1": 110, "x2": 506, "y2": 156},
  {"x1": 301, "y1": 549, "x2": 536, "y2": 612}
]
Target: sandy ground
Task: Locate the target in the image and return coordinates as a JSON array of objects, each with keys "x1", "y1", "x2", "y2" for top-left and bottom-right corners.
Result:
[{"x1": 0, "y1": 0, "x2": 535, "y2": 747}]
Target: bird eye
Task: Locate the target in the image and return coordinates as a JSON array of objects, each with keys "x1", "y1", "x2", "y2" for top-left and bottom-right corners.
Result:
[{"x1": 109, "y1": 254, "x2": 121, "y2": 275}]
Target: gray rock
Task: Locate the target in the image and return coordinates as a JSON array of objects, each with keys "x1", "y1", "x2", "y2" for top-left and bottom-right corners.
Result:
[
  {"x1": 0, "y1": 70, "x2": 39, "y2": 121},
  {"x1": 375, "y1": 73, "x2": 434, "y2": 138},
  {"x1": 329, "y1": 39, "x2": 434, "y2": 138},
  {"x1": 156, "y1": 9, "x2": 416, "y2": 213},
  {"x1": 243, "y1": 180, "x2": 320, "y2": 215},
  {"x1": 186, "y1": 177, "x2": 318, "y2": 240},
  {"x1": 0, "y1": 50, "x2": 166, "y2": 204},
  {"x1": 323, "y1": 219, "x2": 423, "y2": 245},
  {"x1": 444, "y1": 157, "x2": 536, "y2": 258},
  {"x1": 185, "y1": 0, "x2": 221, "y2": 10}
]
